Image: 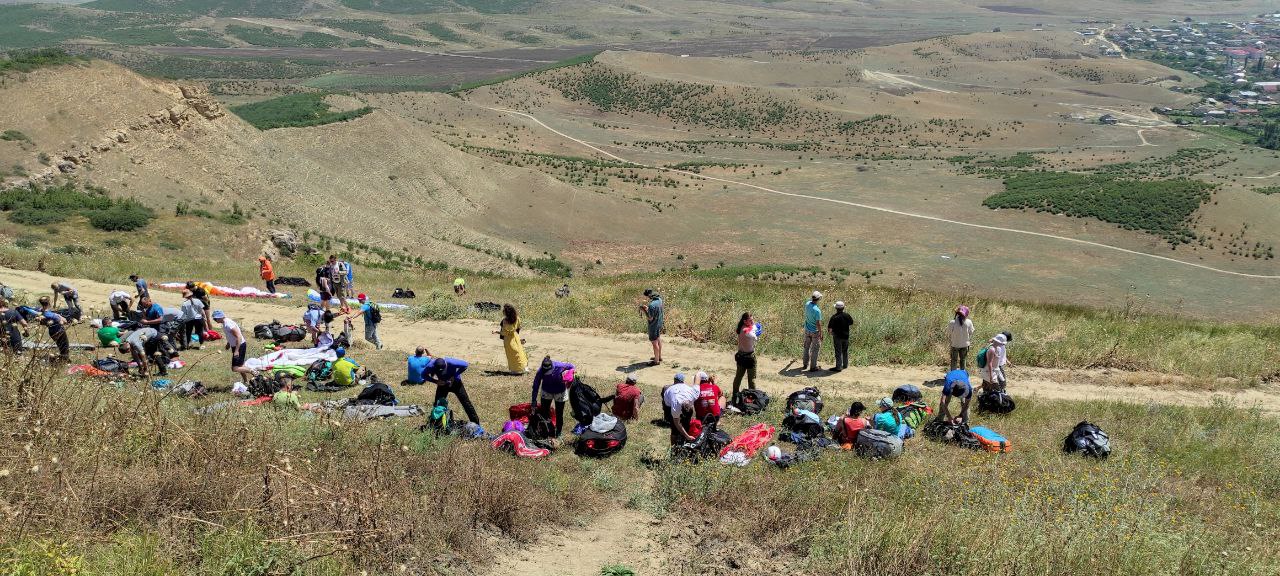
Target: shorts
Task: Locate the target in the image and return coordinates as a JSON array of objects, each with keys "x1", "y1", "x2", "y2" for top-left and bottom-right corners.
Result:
[
  {"x1": 319, "y1": 291, "x2": 332, "y2": 303},
  {"x1": 648, "y1": 324, "x2": 663, "y2": 342},
  {"x1": 231, "y1": 343, "x2": 247, "y2": 368},
  {"x1": 332, "y1": 283, "x2": 348, "y2": 299},
  {"x1": 540, "y1": 389, "x2": 569, "y2": 403}
]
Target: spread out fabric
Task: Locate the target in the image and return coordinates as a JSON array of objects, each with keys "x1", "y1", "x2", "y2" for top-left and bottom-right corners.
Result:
[
  {"x1": 719, "y1": 423, "x2": 776, "y2": 459},
  {"x1": 242, "y1": 345, "x2": 338, "y2": 372},
  {"x1": 157, "y1": 281, "x2": 286, "y2": 299}
]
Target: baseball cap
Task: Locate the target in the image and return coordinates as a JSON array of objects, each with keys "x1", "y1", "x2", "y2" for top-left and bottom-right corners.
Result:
[
  {"x1": 835, "y1": 301, "x2": 845, "y2": 309},
  {"x1": 697, "y1": 371, "x2": 709, "y2": 382},
  {"x1": 992, "y1": 333, "x2": 1007, "y2": 345},
  {"x1": 335, "y1": 347, "x2": 346, "y2": 357},
  {"x1": 212, "y1": 310, "x2": 225, "y2": 320},
  {"x1": 625, "y1": 373, "x2": 637, "y2": 383},
  {"x1": 673, "y1": 373, "x2": 685, "y2": 383},
  {"x1": 357, "y1": 293, "x2": 367, "y2": 302},
  {"x1": 812, "y1": 291, "x2": 822, "y2": 300},
  {"x1": 878, "y1": 397, "x2": 893, "y2": 409}
]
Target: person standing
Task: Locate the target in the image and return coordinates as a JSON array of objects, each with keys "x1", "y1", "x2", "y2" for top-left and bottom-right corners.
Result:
[
  {"x1": 947, "y1": 305, "x2": 975, "y2": 371},
  {"x1": 129, "y1": 274, "x2": 149, "y2": 311},
  {"x1": 732, "y1": 312, "x2": 761, "y2": 398},
  {"x1": 981, "y1": 332, "x2": 1013, "y2": 393},
  {"x1": 531, "y1": 356, "x2": 575, "y2": 438},
  {"x1": 423, "y1": 355, "x2": 481, "y2": 425},
  {"x1": 315, "y1": 259, "x2": 333, "y2": 311},
  {"x1": 37, "y1": 296, "x2": 69, "y2": 361},
  {"x1": 213, "y1": 311, "x2": 251, "y2": 386},
  {"x1": 332, "y1": 258, "x2": 350, "y2": 306},
  {"x1": 346, "y1": 293, "x2": 383, "y2": 350},
  {"x1": 179, "y1": 289, "x2": 205, "y2": 351},
  {"x1": 802, "y1": 291, "x2": 823, "y2": 372},
  {"x1": 495, "y1": 304, "x2": 528, "y2": 374},
  {"x1": 827, "y1": 301, "x2": 853, "y2": 372},
  {"x1": 642, "y1": 288, "x2": 664, "y2": 366},
  {"x1": 0, "y1": 299, "x2": 30, "y2": 354},
  {"x1": 259, "y1": 256, "x2": 277, "y2": 294}
]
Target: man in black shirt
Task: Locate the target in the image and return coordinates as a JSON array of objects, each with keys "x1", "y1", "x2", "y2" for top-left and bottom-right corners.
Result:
[{"x1": 827, "y1": 301, "x2": 854, "y2": 372}]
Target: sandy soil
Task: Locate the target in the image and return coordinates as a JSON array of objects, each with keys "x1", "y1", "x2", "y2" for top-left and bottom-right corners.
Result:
[{"x1": 4, "y1": 265, "x2": 1277, "y2": 413}]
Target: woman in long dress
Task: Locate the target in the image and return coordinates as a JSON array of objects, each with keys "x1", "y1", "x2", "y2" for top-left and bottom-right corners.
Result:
[{"x1": 498, "y1": 304, "x2": 528, "y2": 374}]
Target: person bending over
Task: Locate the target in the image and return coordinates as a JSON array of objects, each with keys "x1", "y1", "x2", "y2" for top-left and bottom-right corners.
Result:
[
  {"x1": 531, "y1": 356, "x2": 575, "y2": 438},
  {"x1": 662, "y1": 373, "x2": 699, "y2": 445},
  {"x1": 423, "y1": 355, "x2": 481, "y2": 425},
  {"x1": 938, "y1": 369, "x2": 974, "y2": 425}
]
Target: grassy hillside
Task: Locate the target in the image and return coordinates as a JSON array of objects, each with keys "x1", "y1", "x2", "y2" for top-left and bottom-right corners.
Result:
[
  {"x1": 0, "y1": 327, "x2": 1276, "y2": 574},
  {"x1": 82, "y1": 0, "x2": 310, "y2": 17},
  {"x1": 229, "y1": 93, "x2": 373, "y2": 130}
]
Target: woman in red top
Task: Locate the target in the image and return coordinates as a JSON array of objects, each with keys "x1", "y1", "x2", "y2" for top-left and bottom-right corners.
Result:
[
  {"x1": 694, "y1": 372, "x2": 723, "y2": 427},
  {"x1": 613, "y1": 373, "x2": 644, "y2": 420}
]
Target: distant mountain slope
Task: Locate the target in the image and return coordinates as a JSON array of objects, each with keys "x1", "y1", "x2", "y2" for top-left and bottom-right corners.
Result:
[{"x1": 81, "y1": 0, "x2": 310, "y2": 17}]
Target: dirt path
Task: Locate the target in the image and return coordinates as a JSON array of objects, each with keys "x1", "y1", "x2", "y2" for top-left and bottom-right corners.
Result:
[
  {"x1": 477, "y1": 106, "x2": 1280, "y2": 280},
  {"x1": 483, "y1": 508, "x2": 665, "y2": 576},
  {"x1": 3, "y1": 266, "x2": 1278, "y2": 412}
]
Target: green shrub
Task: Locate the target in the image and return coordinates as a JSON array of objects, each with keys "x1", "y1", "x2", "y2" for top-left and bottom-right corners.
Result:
[
  {"x1": 0, "y1": 48, "x2": 84, "y2": 74},
  {"x1": 406, "y1": 290, "x2": 468, "y2": 321},
  {"x1": 85, "y1": 199, "x2": 154, "y2": 231},
  {"x1": 8, "y1": 207, "x2": 67, "y2": 226},
  {"x1": 229, "y1": 93, "x2": 372, "y2": 130}
]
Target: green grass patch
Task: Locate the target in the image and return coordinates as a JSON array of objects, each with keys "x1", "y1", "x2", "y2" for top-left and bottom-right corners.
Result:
[
  {"x1": 302, "y1": 72, "x2": 445, "y2": 92},
  {"x1": 83, "y1": 0, "x2": 309, "y2": 17},
  {"x1": 1253, "y1": 186, "x2": 1280, "y2": 196},
  {"x1": 316, "y1": 19, "x2": 430, "y2": 46},
  {"x1": 340, "y1": 0, "x2": 454, "y2": 13},
  {"x1": 225, "y1": 25, "x2": 344, "y2": 48},
  {"x1": 416, "y1": 21, "x2": 466, "y2": 43},
  {"x1": 984, "y1": 172, "x2": 1212, "y2": 245},
  {"x1": 0, "y1": 183, "x2": 155, "y2": 231},
  {"x1": 230, "y1": 93, "x2": 372, "y2": 130},
  {"x1": 0, "y1": 47, "x2": 86, "y2": 74}
]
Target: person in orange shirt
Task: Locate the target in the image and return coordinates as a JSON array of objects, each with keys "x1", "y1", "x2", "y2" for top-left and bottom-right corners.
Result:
[{"x1": 258, "y1": 255, "x2": 277, "y2": 294}]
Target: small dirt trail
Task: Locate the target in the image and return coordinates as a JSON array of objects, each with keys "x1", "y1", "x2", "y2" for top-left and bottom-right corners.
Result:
[
  {"x1": 483, "y1": 508, "x2": 665, "y2": 576},
  {"x1": 3, "y1": 266, "x2": 1278, "y2": 412}
]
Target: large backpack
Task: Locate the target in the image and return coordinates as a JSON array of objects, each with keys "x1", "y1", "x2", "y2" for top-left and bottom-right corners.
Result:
[
  {"x1": 976, "y1": 346, "x2": 990, "y2": 369},
  {"x1": 253, "y1": 323, "x2": 274, "y2": 340},
  {"x1": 732, "y1": 389, "x2": 771, "y2": 415},
  {"x1": 272, "y1": 324, "x2": 307, "y2": 343},
  {"x1": 854, "y1": 428, "x2": 903, "y2": 459},
  {"x1": 93, "y1": 357, "x2": 126, "y2": 374},
  {"x1": 781, "y1": 412, "x2": 825, "y2": 439},
  {"x1": 367, "y1": 303, "x2": 382, "y2": 324},
  {"x1": 353, "y1": 379, "x2": 396, "y2": 406},
  {"x1": 892, "y1": 384, "x2": 922, "y2": 403},
  {"x1": 425, "y1": 400, "x2": 454, "y2": 435},
  {"x1": 304, "y1": 359, "x2": 333, "y2": 384},
  {"x1": 831, "y1": 416, "x2": 863, "y2": 445},
  {"x1": 569, "y1": 378, "x2": 606, "y2": 426},
  {"x1": 526, "y1": 409, "x2": 558, "y2": 440},
  {"x1": 785, "y1": 387, "x2": 824, "y2": 414},
  {"x1": 977, "y1": 390, "x2": 1016, "y2": 414},
  {"x1": 922, "y1": 418, "x2": 980, "y2": 450},
  {"x1": 1063, "y1": 421, "x2": 1111, "y2": 459},
  {"x1": 247, "y1": 373, "x2": 283, "y2": 398},
  {"x1": 897, "y1": 401, "x2": 932, "y2": 430},
  {"x1": 576, "y1": 419, "x2": 628, "y2": 458}
]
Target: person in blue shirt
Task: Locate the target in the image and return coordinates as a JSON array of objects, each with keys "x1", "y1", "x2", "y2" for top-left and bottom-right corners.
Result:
[
  {"x1": 802, "y1": 291, "x2": 824, "y2": 371},
  {"x1": 938, "y1": 369, "x2": 974, "y2": 424},
  {"x1": 642, "y1": 289, "x2": 664, "y2": 366},
  {"x1": 139, "y1": 296, "x2": 165, "y2": 327},
  {"x1": 404, "y1": 347, "x2": 432, "y2": 385},
  {"x1": 422, "y1": 355, "x2": 480, "y2": 425},
  {"x1": 37, "y1": 296, "x2": 70, "y2": 360},
  {"x1": 530, "y1": 355, "x2": 575, "y2": 437},
  {"x1": 129, "y1": 274, "x2": 149, "y2": 310}
]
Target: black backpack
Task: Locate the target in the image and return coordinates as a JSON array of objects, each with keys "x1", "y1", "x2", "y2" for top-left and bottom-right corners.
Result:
[
  {"x1": 272, "y1": 324, "x2": 306, "y2": 343},
  {"x1": 247, "y1": 373, "x2": 282, "y2": 398},
  {"x1": 353, "y1": 379, "x2": 396, "y2": 406},
  {"x1": 978, "y1": 390, "x2": 1016, "y2": 414},
  {"x1": 923, "y1": 418, "x2": 980, "y2": 450},
  {"x1": 1063, "y1": 421, "x2": 1111, "y2": 459},
  {"x1": 575, "y1": 420, "x2": 628, "y2": 458},
  {"x1": 526, "y1": 409, "x2": 558, "y2": 440},
  {"x1": 785, "y1": 387, "x2": 824, "y2": 414},
  {"x1": 732, "y1": 389, "x2": 771, "y2": 415},
  {"x1": 781, "y1": 413, "x2": 826, "y2": 439},
  {"x1": 892, "y1": 384, "x2": 923, "y2": 403},
  {"x1": 671, "y1": 423, "x2": 730, "y2": 463},
  {"x1": 304, "y1": 359, "x2": 333, "y2": 384},
  {"x1": 253, "y1": 323, "x2": 274, "y2": 340},
  {"x1": 93, "y1": 357, "x2": 126, "y2": 373},
  {"x1": 569, "y1": 379, "x2": 606, "y2": 426},
  {"x1": 367, "y1": 303, "x2": 382, "y2": 324}
]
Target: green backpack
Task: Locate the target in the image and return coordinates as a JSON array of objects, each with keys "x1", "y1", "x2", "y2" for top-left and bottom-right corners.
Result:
[{"x1": 976, "y1": 346, "x2": 990, "y2": 369}]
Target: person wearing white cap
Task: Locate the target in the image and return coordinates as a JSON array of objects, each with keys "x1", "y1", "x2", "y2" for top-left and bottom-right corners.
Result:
[
  {"x1": 802, "y1": 291, "x2": 824, "y2": 371},
  {"x1": 213, "y1": 310, "x2": 251, "y2": 386},
  {"x1": 981, "y1": 332, "x2": 1013, "y2": 393},
  {"x1": 827, "y1": 301, "x2": 853, "y2": 372},
  {"x1": 661, "y1": 373, "x2": 698, "y2": 445}
]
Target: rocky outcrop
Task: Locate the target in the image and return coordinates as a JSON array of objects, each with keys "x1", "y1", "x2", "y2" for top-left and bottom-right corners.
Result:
[
  {"x1": 180, "y1": 86, "x2": 225, "y2": 120},
  {"x1": 267, "y1": 229, "x2": 300, "y2": 257}
]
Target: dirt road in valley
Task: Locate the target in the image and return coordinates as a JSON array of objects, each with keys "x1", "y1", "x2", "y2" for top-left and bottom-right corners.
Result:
[{"x1": 3, "y1": 266, "x2": 1277, "y2": 412}]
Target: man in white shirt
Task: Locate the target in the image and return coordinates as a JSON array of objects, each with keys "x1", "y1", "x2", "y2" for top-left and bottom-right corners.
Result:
[
  {"x1": 109, "y1": 290, "x2": 134, "y2": 320},
  {"x1": 213, "y1": 310, "x2": 251, "y2": 385},
  {"x1": 661, "y1": 373, "x2": 699, "y2": 445}
]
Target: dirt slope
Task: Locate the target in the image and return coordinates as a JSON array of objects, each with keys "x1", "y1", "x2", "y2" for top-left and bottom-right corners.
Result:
[{"x1": 4, "y1": 265, "x2": 1277, "y2": 412}]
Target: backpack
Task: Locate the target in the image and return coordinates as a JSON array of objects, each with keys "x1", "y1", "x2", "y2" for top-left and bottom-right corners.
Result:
[
  {"x1": 526, "y1": 409, "x2": 557, "y2": 440},
  {"x1": 0, "y1": 285, "x2": 13, "y2": 300},
  {"x1": 93, "y1": 357, "x2": 126, "y2": 373},
  {"x1": 247, "y1": 373, "x2": 282, "y2": 398},
  {"x1": 831, "y1": 416, "x2": 863, "y2": 445},
  {"x1": 425, "y1": 400, "x2": 454, "y2": 435},
  {"x1": 1063, "y1": 421, "x2": 1111, "y2": 459},
  {"x1": 854, "y1": 428, "x2": 903, "y2": 459},
  {"x1": 977, "y1": 390, "x2": 1016, "y2": 414},
  {"x1": 732, "y1": 389, "x2": 771, "y2": 415},
  {"x1": 785, "y1": 387, "x2": 824, "y2": 414},
  {"x1": 367, "y1": 303, "x2": 382, "y2": 324},
  {"x1": 253, "y1": 323, "x2": 274, "y2": 340},
  {"x1": 569, "y1": 378, "x2": 606, "y2": 426},
  {"x1": 892, "y1": 384, "x2": 922, "y2": 403},
  {"x1": 353, "y1": 379, "x2": 396, "y2": 406},
  {"x1": 272, "y1": 324, "x2": 306, "y2": 343},
  {"x1": 304, "y1": 359, "x2": 333, "y2": 384},
  {"x1": 976, "y1": 346, "x2": 990, "y2": 369},
  {"x1": 781, "y1": 412, "x2": 825, "y2": 439},
  {"x1": 897, "y1": 401, "x2": 932, "y2": 430},
  {"x1": 970, "y1": 426, "x2": 1012, "y2": 453},
  {"x1": 576, "y1": 420, "x2": 628, "y2": 458},
  {"x1": 922, "y1": 418, "x2": 980, "y2": 450}
]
